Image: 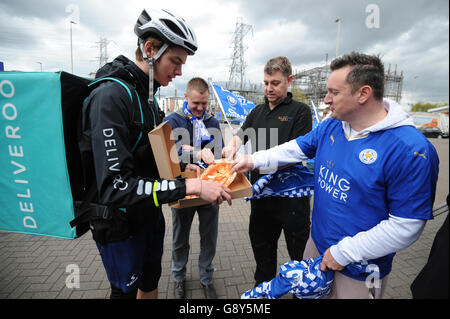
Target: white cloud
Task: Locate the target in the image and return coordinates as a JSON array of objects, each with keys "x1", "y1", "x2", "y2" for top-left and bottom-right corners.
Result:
[
  {"x1": 244, "y1": 20, "x2": 309, "y2": 82},
  {"x1": 0, "y1": 0, "x2": 448, "y2": 103}
]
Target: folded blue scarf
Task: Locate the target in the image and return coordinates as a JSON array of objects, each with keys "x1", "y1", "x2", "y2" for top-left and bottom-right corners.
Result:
[
  {"x1": 182, "y1": 101, "x2": 212, "y2": 148},
  {"x1": 245, "y1": 164, "x2": 314, "y2": 201}
]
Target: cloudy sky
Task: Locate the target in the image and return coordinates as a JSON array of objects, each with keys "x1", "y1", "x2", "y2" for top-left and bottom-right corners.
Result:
[{"x1": 0, "y1": 0, "x2": 448, "y2": 105}]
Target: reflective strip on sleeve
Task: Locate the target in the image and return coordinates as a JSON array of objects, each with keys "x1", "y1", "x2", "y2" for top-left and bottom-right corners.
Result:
[
  {"x1": 145, "y1": 181, "x2": 152, "y2": 195},
  {"x1": 161, "y1": 180, "x2": 168, "y2": 191},
  {"x1": 137, "y1": 179, "x2": 144, "y2": 195}
]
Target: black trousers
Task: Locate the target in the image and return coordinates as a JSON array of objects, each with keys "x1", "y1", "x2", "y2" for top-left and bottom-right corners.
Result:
[{"x1": 249, "y1": 196, "x2": 311, "y2": 285}]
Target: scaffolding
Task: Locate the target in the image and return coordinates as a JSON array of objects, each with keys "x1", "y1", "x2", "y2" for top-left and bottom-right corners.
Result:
[
  {"x1": 293, "y1": 65, "x2": 331, "y2": 108},
  {"x1": 384, "y1": 64, "x2": 403, "y2": 102},
  {"x1": 218, "y1": 80, "x2": 264, "y2": 104},
  {"x1": 292, "y1": 63, "x2": 404, "y2": 108}
]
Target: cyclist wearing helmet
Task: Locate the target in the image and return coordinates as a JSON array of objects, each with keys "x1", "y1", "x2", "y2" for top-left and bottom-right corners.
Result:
[{"x1": 79, "y1": 8, "x2": 231, "y2": 299}]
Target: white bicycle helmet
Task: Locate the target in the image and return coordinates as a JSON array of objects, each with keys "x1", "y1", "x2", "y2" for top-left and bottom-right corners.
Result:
[{"x1": 134, "y1": 8, "x2": 198, "y2": 56}]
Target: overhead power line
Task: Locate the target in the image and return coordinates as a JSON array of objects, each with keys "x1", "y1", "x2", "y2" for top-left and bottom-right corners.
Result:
[
  {"x1": 228, "y1": 17, "x2": 253, "y2": 91},
  {"x1": 94, "y1": 37, "x2": 111, "y2": 69}
]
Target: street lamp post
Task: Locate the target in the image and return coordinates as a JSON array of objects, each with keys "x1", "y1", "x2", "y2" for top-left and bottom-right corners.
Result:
[
  {"x1": 70, "y1": 20, "x2": 77, "y2": 74},
  {"x1": 413, "y1": 75, "x2": 419, "y2": 104},
  {"x1": 36, "y1": 62, "x2": 42, "y2": 72},
  {"x1": 335, "y1": 18, "x2": 341, "y2": 58},
  {"x1": 413, "y1": 75, "x2": 419, "y2": 91}
]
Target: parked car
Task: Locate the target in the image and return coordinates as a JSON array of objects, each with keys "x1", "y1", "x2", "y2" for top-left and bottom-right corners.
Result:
[{"x1": 417, "y1": 126, "x2": 443, "y2": 138}]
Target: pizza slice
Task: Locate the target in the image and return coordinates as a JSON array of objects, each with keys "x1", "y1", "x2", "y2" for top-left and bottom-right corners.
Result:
[
  {"x1": 185, "y1": 159, "x2": 237, "y2": 199},
  {"x1": 199, "y1": 159, "x2": 237, "y2": 187}
]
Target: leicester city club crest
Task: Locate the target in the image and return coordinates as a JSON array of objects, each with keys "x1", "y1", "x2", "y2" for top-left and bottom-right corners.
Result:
[
  {"x1": 227, "y1": 95, "x2": 237, "y2": 106},
  {"x1": 359, "y1": 149, "x2": 377, "y2": 164}
]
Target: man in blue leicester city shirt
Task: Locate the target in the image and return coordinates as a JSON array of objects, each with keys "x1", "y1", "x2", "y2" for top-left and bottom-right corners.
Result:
[{"x1": 231, "y1": 52, "x2": 439, "y2": 299}]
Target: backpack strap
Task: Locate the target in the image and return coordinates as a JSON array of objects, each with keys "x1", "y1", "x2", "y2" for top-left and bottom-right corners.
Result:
[
  {"x1": 69, "y1": 182, "x2": 102, "y2": 229},
  {"x1": 88, "y1": 77, "x2": 145, "y2": 152}
]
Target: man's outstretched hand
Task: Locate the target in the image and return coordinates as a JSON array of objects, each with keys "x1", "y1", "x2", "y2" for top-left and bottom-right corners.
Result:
[
  {"x1": 230, "y1": 154, "x2": 254, "y2": 175},
  {"x1": 185, "y1": 178, "x2": 232, "y2": 206}
]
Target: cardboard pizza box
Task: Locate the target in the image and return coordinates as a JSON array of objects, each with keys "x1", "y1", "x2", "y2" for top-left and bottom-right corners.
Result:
[{"x1": 148, "y1": 121, "x2": 253, "y2": 209}]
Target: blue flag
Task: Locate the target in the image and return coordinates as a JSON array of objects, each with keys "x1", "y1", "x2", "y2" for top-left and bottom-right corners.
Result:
[{"x1": 210, "y1": 83, "x2": 256, "y2": 122}]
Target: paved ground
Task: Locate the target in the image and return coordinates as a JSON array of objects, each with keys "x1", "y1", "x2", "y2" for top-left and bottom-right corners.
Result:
[{"x1": 0, "y1": 138, "x2": 448, "y2": 299}]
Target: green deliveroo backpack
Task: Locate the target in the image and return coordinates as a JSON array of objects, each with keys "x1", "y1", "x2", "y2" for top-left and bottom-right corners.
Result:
[{"x1": 0, "y1": 71, "x2": 143, "y2": 239}]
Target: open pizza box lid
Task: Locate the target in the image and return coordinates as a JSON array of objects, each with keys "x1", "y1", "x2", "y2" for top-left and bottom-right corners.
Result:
[{"x1": 148, "y1": 121, "x2": 253, "y2": 209}]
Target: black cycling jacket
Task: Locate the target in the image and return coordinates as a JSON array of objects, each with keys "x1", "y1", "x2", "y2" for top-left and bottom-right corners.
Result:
[{"x1": 78, "y1": 55, "x2": 186, "y2": 231}]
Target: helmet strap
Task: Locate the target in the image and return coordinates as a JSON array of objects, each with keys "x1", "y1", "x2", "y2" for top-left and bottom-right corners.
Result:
[
  {"x1": 148, "y1": 58, "x2": 155, "y2": 106},
  {"x1": 139, "y1": 42, "x2": 169, "y2": 61},
  {"x1": 140, "y1": 42, "x2": 169, "y2": 106}
]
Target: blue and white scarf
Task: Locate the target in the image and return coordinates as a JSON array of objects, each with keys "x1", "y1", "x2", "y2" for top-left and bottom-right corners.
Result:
[
  {"x1": 182, "y1": 101, "x2": 212, "y2": 148},
  {"x1": 241, "y1": 256, "x2": 334, "y2": 299},
  {"x1": 241, "y1": 257, "x2": 379, "y2": 299},
  {"x1": 245, "y1": 164, "x2": 314, "y2": 201}
]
